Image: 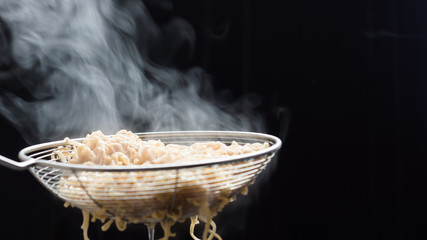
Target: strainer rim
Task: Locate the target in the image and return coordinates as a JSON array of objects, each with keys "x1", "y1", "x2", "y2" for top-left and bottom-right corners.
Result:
[{"x1": 18, "y1": 130, "x2": 282, "y2": 172}]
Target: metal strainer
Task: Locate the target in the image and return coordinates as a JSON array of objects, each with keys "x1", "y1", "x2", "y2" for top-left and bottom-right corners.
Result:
[{"x1": 0, "y1": 131, "x2": 281, "y2": 238}]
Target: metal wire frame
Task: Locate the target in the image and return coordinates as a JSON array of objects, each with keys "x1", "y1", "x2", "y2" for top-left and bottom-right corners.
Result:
[{"x1": 21, "y1": 131, "x2": 281, "y2": 222}]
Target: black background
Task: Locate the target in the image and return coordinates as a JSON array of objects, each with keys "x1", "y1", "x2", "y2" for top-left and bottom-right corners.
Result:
[{"x1": 1, "y1": 0, "x2": 427, "y2": 239}]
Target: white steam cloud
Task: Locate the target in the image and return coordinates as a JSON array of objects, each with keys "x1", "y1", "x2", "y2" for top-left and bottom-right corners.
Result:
[{"x1": 0, "y1": 0, "x2": 265, "y2": 143}]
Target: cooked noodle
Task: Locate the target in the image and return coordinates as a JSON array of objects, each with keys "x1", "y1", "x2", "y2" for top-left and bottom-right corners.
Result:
[{"x1": 57, "y1": 130, "x2": 268, "y2": 240}]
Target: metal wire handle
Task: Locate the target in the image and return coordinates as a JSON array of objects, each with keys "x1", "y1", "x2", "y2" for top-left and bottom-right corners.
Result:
[{"x1": 0, "y1": 155, "x2": 36, "y2": 170}]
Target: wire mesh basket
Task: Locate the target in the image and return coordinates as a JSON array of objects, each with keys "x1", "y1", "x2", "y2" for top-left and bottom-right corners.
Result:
[{"x1": 0, "y1": 131, "x2": 282, "y2": 224}]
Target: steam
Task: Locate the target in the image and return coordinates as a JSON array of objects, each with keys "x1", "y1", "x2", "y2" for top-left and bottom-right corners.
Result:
[{"x1": 0, "y1": 0, "x2": 264, "y2": 144}]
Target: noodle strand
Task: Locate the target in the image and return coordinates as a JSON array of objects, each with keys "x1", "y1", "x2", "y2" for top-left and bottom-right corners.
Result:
[{"x1": 81, "y1": 210, "x2": 90, "y2": 240}]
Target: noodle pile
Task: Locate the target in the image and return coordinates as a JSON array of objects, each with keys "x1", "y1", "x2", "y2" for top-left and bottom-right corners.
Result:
[{"x1": 57, "y1": 130, "x2": 269, "y2": 240}]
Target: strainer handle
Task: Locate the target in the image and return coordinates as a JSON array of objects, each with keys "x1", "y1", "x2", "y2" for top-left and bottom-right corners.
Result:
[{"x1": 0, "y1": 155, "x2": 36, "y2": 171}]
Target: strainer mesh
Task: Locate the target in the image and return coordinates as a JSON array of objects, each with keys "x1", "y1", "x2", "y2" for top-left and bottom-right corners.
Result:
[{"x1": 24, "y1": 132, "x2": 278, "y2": 222}]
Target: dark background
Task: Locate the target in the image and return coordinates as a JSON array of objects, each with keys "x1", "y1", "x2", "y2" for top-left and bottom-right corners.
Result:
[{"x1": 1, "y1": 0, "x2": 427, "y2": 239}]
